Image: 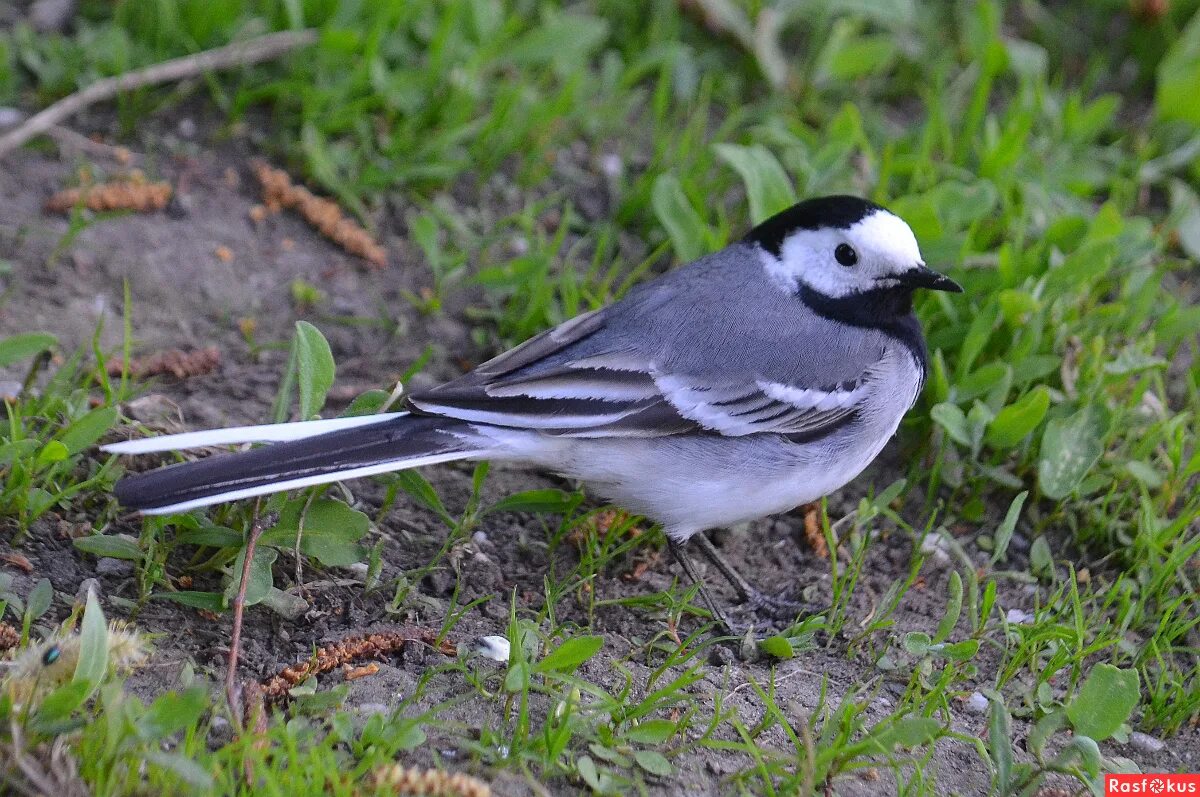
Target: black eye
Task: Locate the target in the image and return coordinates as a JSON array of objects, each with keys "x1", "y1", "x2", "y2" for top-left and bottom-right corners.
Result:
[{"x1": 834, "y1": 243, "x2": 858, "y2": 267}]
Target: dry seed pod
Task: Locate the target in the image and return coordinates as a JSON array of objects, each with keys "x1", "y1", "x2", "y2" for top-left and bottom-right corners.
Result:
[
  {"x1": 371, "y1": 764, "x2": 491, "y2": 797},
  {"x1": 106, "y1": 347, "x2": 220, "y2": 380},
  {"x1": 251, "y1": 161, "x2": 387, "y2": 267},
  {"x1": 45, "y1": 180, "x2": 172, "y2": 214}
]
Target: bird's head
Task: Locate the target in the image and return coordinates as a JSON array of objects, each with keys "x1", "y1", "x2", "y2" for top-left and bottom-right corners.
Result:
[{"x1": 745, "y1": 196, "x2": 963, "y2": 304}]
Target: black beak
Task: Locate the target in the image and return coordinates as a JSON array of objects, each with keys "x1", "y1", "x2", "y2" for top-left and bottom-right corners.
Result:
[{"x1": 891, "y1": 264, "x2": 963, "y2": 293}]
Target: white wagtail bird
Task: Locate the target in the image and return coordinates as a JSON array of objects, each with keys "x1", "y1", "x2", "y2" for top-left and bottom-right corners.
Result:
[{"x1": 104, "y1": 195, "x2": 962, "y2": 631}]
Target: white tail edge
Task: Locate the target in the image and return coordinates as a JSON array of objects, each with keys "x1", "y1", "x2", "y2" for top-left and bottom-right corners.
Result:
[{"x1": 101, "y1": 413, "x2": 408, "y2": 455}]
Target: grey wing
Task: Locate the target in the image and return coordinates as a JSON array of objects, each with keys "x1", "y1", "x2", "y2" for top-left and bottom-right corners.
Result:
[{"x1": 406, "y1": 306, "x2": 879, "y2": 440}]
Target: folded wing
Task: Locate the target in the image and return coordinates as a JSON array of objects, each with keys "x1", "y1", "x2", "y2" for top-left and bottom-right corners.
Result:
[{"x1": 407, "y1": 309, "x2": 875, "y2": 441}]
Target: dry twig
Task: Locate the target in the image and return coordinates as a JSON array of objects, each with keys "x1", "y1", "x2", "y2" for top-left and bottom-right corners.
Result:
[
  {"x1": 226, "y1": 514, "x2": 266, "y2": 728},
  {"x1": 252, "y1": 161, "x2": 387, "y2": 267},
  {"x1": 0, "y1": 30, "x2": 317, "y2": 157}
]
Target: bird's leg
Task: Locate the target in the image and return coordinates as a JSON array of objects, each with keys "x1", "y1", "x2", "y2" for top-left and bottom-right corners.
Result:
[
  {"x1": 667, "y1": 538, "x2": 741, "y2": 635},
  {"x1": 689, "y1": 532, "x2": 809, "y2": 617}
]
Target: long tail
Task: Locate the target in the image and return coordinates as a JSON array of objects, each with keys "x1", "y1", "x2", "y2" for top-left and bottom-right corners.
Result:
[{"x1": 103, "y1": 412, "x2": 486, "y2": 515}]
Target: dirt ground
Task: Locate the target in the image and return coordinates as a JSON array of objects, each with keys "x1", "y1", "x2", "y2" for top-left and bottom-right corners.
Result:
[{"x1": 0, "y1": 113, "x2": 1193, "y2": 795}]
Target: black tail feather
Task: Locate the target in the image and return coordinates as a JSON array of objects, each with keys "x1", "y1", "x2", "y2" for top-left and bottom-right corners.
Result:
[{"x1": 114, "y1": 415, "x2": 473, "y2": 512}]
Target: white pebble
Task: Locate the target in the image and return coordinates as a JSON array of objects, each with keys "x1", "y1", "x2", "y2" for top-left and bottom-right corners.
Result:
[
  {"x1": 474, "y1": 635, "x2": 510, "y2": 662},
  {"x1": 471, "y1": 531, "x2": 489, "y2": 545},
  {"x1": 0, "y1": 107, "x2": 26, "y2": 128},
  {"x1": 1006, "y1": 608, "x2": 1034, "y2": 625},
  {"x1": 966, "y1": 692, "x2": 989, "y2": 714},
  {"x1": 357, "y1": 703, "x2": 390, "y2": 716},
  {"x1": 599, "y1": 153, "x2": 623, "y2": 177},
  {"x1": 920, "y1": 533, "x2": 950, "y2": 564}
]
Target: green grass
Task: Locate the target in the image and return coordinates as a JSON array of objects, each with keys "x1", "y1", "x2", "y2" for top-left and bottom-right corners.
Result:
[{"x1": 2, "y1": 0, "x2": 1200, "y2": 794}]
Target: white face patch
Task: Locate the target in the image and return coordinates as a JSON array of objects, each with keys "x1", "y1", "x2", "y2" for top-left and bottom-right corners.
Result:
[{"x1": 759, "y1": 209, "x2": 924, "y2": 298}]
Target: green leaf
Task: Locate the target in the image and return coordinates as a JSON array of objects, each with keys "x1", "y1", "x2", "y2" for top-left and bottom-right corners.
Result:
[
  {"x1": 73, "y1": 589, "x2": 108, "y2": 694},
  {"x1": 487, "y1": 489, "x2": 579, "y2": 515},
  {"x1": 25, "y1": 578, "x2": 52, "y2": 622},
  {"x1": 225, "y1": 546, "x2": 277, "y2": 607},
  {"x1": 634, "y1": 749, "x2": 673, "y2": 777},
  {"x1": 713, "y1": 143, "x2": 796, "y2": 223},
  {"x1": 759, "y1": 634, "x2": 795, "y2": 659},
  {"x1": 74, "y1": 534, "x2": 142, "y2": 561},
  {"x1": 903, "y1": 631, "x2": 931, "y2": 656},
  {"x1": 341, "y1": 389, "x2": 391, "y2": 416},
  {"x1": 1029, "y1": 536, "x2": 1054, "y2": 580},
  {"x1": 1156, "y1": 10, "x2": 1200, "y2": 125},
  {"x1": 504, "y1": 660, "x2": 531, "y2": 693},
  {"x1": 136, "y1": 688, "x2": 208, "y2": 742},
  {"x1": 987, "y1": 388, "x2": 1049, "y2": 449},
  {"x1": 1039, "y1": 405, "x2": 1106, "y2": 500},
  {"x1": 990, "y1": 491, "x2": 1028, "y2": 564},
  {"x1": 1027, "y1": 708, "x2": 1066, "y2": 757},
  {"x1": 294, "y1": 321, "x2": 335, "y2": 419},
  {"x1": 0, "y1": 332, "x2": 56, "y2": 367},
  {"x1": 931, "y1": 403, "x2": 970, "y2": 447},
  {"x1": 35, "y1": 440, "x2": 69, "y2": 467},
  {"x1": 175, "y1": 526, "x2": 244, "y2": 548},
  {"x1": 825, "y1": 34, "x2": 898, "y2": 81},
  {"x1": 505, "y1": 13, "x2": 610, "y2": 69},
  {"x1": 576, "y1": 755, "x2": 601, "y2": 792},
  {"x1": 153, "y1": 591, "x2": 226, "y2": 612},
  {"x1": 142, "y1": 751, "x2": 214, "y2": 789},
  {"x1": 33, "y1": 680, "x2": 91, "y2": 724},
  {"x1": 535, "y1": 635, "x2": 604, "y2": 673},
  {"x1": 933, "y1": 571, "x2": 963, "y2": 644},
  {"x1": 388, "y1": 471, "x2": 450, "y2": 522},
  {"x1": 1066, "y1": 664, "x2": 1140, "y2": 742},
  {"x1": 263, "y1": 499, "x2": 370, "y2": 567},
  {"x1": 622, "y1": 719, "x2": 677, "y2": 745},
  {"x1": 988, "y1": 694, "x2": 1014, "y2": 793},
  {"x1": 866, "y1": 717, "x2": 941, "y2": 753},
  {"x1": 651, "y1": 173, "x2": 707, "y2": 261},
  {"x1": 57, "y1": 407, "x2": 118, "y2": 454}
]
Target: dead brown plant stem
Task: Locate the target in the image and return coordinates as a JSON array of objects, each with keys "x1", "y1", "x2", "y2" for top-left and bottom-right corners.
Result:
[
  {"x1": 0, "y1": 29, "x2": 317, "y2": 157},
  {"x1": 226, "y1": 512, "x2": 265, "y2": 729}
]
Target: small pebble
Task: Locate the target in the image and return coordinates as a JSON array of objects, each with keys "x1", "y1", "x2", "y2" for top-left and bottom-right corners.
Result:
[
  {"x1": 1006, "y1": 608, "x2": 1035, "y2": 625},
  {"x1": 0, "y1": 380, "x2": 22, "y2": 401},
  {"x1": 344, "y1": 562, "x2": 369, "y2": 582},
  {"x1": 966, "y1": 691, "x2": 989, "y2": 714},
  {"x1": 599, "y1": 153, "x2": 623, "y2": 178},
  {"x1": 474, "y1": 635, "x2": 510, "y2": 662},
  {"x1": 0, "y1": 107, "x2": 25, "y2": 128},
  {"x1": 1129, "y1": 731, "x2": 1165, "y2": 754},
  {"x1": 177, "y1": 117, "x2": 197, "y2": 138},
  {"x1": 96, "y1": 557, "x2": 134, "y2": 578},
  {"x1": 357, "y1": 703, "x2": 390, "y2": 717},
  {"x1": 708, "y1": 645, "x2": 735, "y2": 667},
  {"x1": 74, "y1": 578, "x2": 101, "y2": 609},
  {"x1": 920, "y1": 533, "x2": 950, "y2": 564},
  {"x1": 471, "y1": 531, "x2": 489, "y2": 546}
]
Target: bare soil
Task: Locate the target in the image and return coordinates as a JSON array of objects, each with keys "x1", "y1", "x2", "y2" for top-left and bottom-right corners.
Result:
[{"x1": 0, "y1": 112, "x2": 1193, "y2": 795}]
